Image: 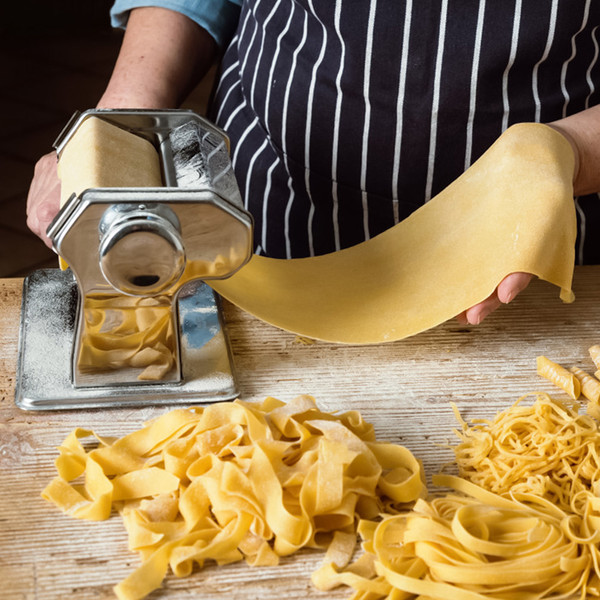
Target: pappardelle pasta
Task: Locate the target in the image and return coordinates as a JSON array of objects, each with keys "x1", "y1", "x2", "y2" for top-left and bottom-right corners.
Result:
[{"x1": 42, "y1": 395, "x2": 424, "y2": 600}]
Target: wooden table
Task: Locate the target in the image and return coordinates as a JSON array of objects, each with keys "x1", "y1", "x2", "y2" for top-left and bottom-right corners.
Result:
[{"x1": 2, "y1": 268, "x2": 599, "y2": 600}]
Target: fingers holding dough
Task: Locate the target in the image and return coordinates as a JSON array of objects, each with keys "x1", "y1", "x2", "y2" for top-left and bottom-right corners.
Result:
[
  {"x1": 457, "y1": 272, "x2": 535, "y2": 325},
  {"x1": 211, "y1": 124, "x2": 576, "y2": 343}
]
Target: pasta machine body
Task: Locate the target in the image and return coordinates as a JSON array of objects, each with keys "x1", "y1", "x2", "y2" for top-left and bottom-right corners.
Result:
[{"x1": 15, "y1": 109, "x2": 253, "y2": 410}]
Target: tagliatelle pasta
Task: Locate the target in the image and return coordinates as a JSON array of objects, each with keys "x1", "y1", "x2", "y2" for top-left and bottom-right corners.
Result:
[
  {"x1": 313, "y1": 474, "x2": 600, "y2": 599},
  {"x1": 42, "y1": 396, "x2": 424, "y2": 600},
  {"x1": 314, "y1": 395, "x2": 600, "y2": 599},
  {"x1": 313, "y1": 476, "x2": 600, "y2": 600}
]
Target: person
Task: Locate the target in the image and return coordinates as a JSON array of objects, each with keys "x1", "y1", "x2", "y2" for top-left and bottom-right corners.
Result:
[{"x1": 26, "y1": 1, "x2": 600, "y2": 326}]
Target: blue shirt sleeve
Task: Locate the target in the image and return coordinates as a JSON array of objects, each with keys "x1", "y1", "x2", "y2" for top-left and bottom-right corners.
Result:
[{"x1": 110, "y1": 0, "x2": 242, "y2": 49}]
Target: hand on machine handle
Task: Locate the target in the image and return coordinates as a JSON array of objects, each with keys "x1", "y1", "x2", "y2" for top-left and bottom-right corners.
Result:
[{"x1": 26, "y1": 151, "x2": 61, "y2": 249}]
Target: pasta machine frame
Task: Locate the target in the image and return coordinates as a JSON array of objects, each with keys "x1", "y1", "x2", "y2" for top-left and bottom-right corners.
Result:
[{"x1": 14, "y1": 109, "x2": 253, "y2": 410}]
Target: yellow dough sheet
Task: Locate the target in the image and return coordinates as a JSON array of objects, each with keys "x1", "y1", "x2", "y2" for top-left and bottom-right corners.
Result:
[
  {"x1": 211, "y1": 123, "x2": 576, "y2": 344},
  {"x1": 57, "y1": 115, "x2": 163, "y2": 270},
  {"x1": 57, "y1": 115, "x2": 162, "y2": 205}
]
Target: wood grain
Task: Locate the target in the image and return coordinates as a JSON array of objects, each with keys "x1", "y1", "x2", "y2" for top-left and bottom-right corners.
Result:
[{"x1": 1, "y1": 267, "x2": 599, "y2": 599}]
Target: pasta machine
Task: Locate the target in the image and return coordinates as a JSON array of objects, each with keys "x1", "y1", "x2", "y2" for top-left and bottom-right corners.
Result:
[{"x1": 15, "y1": 109, "x2": 253, "y2": 410}]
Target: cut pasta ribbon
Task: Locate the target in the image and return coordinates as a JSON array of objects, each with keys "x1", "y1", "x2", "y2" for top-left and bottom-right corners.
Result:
[
  {"x1": 78, "y1": 295, "x2": 176, "y2": 381},
  {"x1": 314, "y1": 474, "x2": 600, "y2": 600},
  {"x1": 315, "y1": 395, "x2": 600, "y2": 599},
  {"x1": 451, "y1": 392, "x2": 600, "y2": 516},
  {"x1": 211, "y1": 123, "x2": 576, "y2": 343},
  {"x1": 42, "y1": 396, "x2": 424, "y2": 600}
]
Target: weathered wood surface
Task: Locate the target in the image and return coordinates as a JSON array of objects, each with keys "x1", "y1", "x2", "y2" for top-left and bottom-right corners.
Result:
[{"x1": 1, "y1": 267, "x2": 599, "y2": 599}]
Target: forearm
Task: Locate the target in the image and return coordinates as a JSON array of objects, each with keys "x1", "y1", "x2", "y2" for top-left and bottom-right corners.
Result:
[
  {"x1": 98, "y1": 6, "x2": 218, "y2": 109},
  {"x1": 549, "y1": 105, "x2": 600, "y2": 197}
]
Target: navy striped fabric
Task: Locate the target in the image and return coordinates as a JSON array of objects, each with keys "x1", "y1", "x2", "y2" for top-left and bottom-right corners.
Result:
[{"x1": 210, "y1": 0, "x2": 600, "y2": 262}]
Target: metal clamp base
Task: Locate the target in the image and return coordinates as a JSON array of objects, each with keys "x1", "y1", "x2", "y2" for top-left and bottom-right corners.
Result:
[{"x1": 15, "y1": 269, "x2": 239, "y2": 410}]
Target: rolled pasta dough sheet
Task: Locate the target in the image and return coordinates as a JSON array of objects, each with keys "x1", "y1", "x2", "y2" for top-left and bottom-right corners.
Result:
[
  {"x1": 57, "y1": 116, "x2": 163, "y2": 270},
  {"x1": 211, "y1": 124, "x2": 577, "y2": 344},
  {"x1": 57, "y1": 116, "x2": 163, "y2": 204}
]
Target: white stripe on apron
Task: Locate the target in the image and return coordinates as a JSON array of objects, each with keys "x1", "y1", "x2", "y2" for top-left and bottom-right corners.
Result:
[{"x1": 211, "y1": 0, "x2": 600, "y2": 263}]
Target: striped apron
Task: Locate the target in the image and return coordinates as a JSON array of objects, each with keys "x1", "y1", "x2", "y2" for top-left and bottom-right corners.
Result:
[{"x1": 211, "y1": 0, "x2": 600, "y2": 263}]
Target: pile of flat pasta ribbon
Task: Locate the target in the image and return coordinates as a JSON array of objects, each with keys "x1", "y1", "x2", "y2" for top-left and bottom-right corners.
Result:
[
  {"x1": 42, "y1": 395, "x2": 424, "y2": 600},
  {"x1": 312, "y1": 393, "x2": 600, "y2": 599},
  {"x1": 78, "y1": 295, "x2": 175, "y2": 380}
]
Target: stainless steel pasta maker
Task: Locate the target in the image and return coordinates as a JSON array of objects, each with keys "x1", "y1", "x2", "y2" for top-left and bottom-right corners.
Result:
[{"x1": 15, "y1": 109, "x2": 253, "y2": 410}]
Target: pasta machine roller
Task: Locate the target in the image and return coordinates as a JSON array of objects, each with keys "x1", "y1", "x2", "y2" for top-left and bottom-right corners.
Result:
[{"x1": 15, "y1": 109, "x2": 253, "y2": 410}]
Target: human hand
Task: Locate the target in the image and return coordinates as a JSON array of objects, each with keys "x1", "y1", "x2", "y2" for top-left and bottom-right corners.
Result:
[
  {"x1": 549, "y1": 107, "x2": 600, "y2": 198},
  {"x1": 26, "y1": 151, "x2": 61, "y2": 249},
  {"x1": 456, "y1": 272, "x2": 533, "y2": 325}
]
